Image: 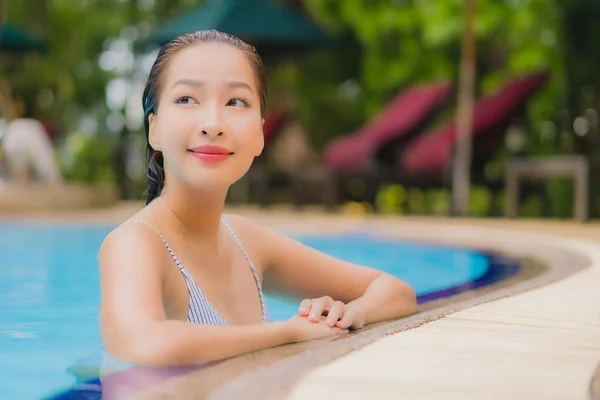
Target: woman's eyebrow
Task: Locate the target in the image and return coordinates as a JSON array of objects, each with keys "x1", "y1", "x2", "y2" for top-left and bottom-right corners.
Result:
[
  {"x1": 171, "y1": 79, "x2": 253, "y2": 93},
  {"x1": 171, "y1": 78, "x2": 203, "y2": 89},
  {"x1": 226, "y1": 80, "x2": 253, "y2": 93}
]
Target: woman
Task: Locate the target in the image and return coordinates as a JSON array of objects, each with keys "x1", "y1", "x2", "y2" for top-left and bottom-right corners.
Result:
[{"x1": 99, "y1": 30, "x2": 416, "y2": 367}]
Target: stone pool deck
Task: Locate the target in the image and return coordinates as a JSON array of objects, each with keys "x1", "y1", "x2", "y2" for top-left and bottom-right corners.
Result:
[{"x1": 3, "y1": 202, "x2": 599, "y2": 399}]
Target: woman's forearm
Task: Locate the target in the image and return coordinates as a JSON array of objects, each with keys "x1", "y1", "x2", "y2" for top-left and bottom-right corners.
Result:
[
  {"x1": 110, "y1": 320, "x2": 292, "y2": 367},
  {"x1": 348, "y1": 274, "x2": 417, "y2": 325}
]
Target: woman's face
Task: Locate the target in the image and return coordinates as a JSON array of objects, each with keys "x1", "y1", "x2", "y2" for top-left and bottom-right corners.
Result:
[{"x1": 148, "y1": 42, "x2": 264, "y2": 192}]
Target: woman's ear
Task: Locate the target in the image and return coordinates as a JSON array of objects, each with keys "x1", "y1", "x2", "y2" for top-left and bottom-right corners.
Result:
[
  {"x1": 256, "y1": 136, "x2": 264, "y2": 157},
  {"x1": 255, "y1": 118, "x2": 265, "y2": 156},
  {"x1": 148, "y1": 113, "x2": 161, "y2": 150}
]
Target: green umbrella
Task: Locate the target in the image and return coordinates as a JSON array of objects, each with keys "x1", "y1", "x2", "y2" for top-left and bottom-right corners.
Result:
[
  {"x1": 0, "y1": 24, "x2": 45, "y2": 53},
  {"x1": 135, "y1": 0, "x2": 331, "y2": 57}
]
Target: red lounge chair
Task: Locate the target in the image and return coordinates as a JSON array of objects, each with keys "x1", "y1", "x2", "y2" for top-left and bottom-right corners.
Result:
[
  {"x1": 399, "y1": 71, "x2": 550, "y2": 179},
  {"x1": 323, "y1": 82, "x2": 453, "y2": 173}
]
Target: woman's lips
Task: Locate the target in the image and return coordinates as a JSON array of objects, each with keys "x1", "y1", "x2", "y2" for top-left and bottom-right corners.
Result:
[{"x1": 188, "y1": 145, "x2": 233, "y2": 162}]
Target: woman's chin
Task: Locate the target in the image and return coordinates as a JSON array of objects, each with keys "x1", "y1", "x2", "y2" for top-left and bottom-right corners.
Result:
[{"x1": 183, "y1": 176, "x2": 239, "y2": 193}]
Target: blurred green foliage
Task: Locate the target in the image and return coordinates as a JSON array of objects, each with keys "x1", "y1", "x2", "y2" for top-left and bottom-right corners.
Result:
[{"x1": 61, "y1": 133, "x2": 115, "y2": 183}]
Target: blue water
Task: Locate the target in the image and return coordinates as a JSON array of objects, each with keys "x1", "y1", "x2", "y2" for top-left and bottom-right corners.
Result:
[{"x1": 0, "y1": 223, "x2": 489, "y2": 400}]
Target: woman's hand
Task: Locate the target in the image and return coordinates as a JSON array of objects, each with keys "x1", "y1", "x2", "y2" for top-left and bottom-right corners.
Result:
[
  {"x1": 285, "y1": 315, "x2": 347, "y2": 342},
  {"x1": 298, "y1": 296, "x2": 367, "y2": 330}
]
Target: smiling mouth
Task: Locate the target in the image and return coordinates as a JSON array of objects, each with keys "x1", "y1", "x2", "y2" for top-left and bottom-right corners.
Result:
[
  {"x1": 187, "y1": 147, "x2": 234, "y2": 162},
  {"x1": 187, "y1": 149, "x2": 234, "y2": 155}
]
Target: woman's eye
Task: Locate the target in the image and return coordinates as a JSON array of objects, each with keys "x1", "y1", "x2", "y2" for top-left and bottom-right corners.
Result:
[
  {"x1": 176, "y1": 96, "x2": 195, "y2": 105},
  {"x1": 227, "y1": 98, "x2": 248, "y2": 107}
]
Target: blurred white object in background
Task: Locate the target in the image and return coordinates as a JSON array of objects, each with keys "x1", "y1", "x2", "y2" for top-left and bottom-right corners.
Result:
[{"x1": 1, "y1": 118, "x2": 63, "y2": 183}]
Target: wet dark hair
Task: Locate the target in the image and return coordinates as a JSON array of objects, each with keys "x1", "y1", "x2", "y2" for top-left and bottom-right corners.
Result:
[{"x1": 141, "y1": 30, "x2": 267, "y2": 204}]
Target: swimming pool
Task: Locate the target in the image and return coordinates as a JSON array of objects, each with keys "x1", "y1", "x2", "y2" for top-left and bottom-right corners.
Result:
[{"x1": 0, "y1": 223, "x2": 517, "y2": 400}]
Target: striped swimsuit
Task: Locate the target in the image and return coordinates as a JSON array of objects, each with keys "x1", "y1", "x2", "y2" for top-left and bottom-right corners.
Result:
[{"x1": 129, "y1": 218, "x2": 267, "y2": 325}]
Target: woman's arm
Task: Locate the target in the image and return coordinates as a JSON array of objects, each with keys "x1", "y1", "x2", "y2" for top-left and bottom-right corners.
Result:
[
  {"x1": 228, "y1": 215, "x2": 417, "y2": 327},
  {"x1": 99, "y1": 223, "x2": 343, "y2": 367},
  {"x1": 343, "y1": 272, "x2": 417, "y2": 327}
]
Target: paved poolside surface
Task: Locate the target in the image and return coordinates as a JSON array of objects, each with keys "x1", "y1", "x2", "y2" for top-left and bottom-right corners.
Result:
[{"x1": 3, "y1": 202, "x2": 599, "y2": 399}]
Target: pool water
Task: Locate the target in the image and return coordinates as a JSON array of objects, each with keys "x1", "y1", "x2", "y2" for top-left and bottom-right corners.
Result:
[
  {"x1": 0, "y1": 223, "x2": 495, "y2": 400},
  {"x1": 263, "y1": 234, "x2": 489, "y2": 321}
]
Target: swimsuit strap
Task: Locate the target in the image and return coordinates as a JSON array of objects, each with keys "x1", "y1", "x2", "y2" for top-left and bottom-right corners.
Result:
[
  {"x1": 124, "y1": 218, "x2": 267, "y2": 323},
  {"x1": 128, "y1": 219, "x2": 184, "y2": 270},
  {"x1": 125, "y1": 219, "x2": 227, "y2": 326},
  {"x1": 221, "y1": 217, "x2": 267, "y2": 323}
]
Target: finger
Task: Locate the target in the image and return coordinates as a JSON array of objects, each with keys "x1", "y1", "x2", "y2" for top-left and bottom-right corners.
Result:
[
  {"x1": 325, "y1": 301, "x2": 345, "y2": 327},
  {"x1": 308, "y1": 296, "x2": 333, "y2": 322},
  {"x1": 298, "y1": 299, "x2": 312, "y2": 316},
  {"x1": 329, "y1": 326, "x2": 349, "y2": 336},
  {"x1": 335, "y1": 309, "x2": 354, "y2": 329}
]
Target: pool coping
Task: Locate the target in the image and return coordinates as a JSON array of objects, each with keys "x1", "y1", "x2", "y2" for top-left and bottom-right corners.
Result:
[{"x1": 130, "y1": 221, "x2": 592, "y2": 400}]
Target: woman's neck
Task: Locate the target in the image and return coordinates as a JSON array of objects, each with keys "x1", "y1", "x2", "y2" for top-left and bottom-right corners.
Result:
[{"x1": 156, "y1": 184, "x2": 228, "y2": 248}]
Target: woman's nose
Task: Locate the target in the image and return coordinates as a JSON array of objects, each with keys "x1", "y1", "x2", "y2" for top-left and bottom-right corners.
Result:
[
  {"x1": 200, "y1": 103, "x2": 225, "y2": 137},
  {"x1": 201, "y1": 129, "x2": 223, "y2": 137}
]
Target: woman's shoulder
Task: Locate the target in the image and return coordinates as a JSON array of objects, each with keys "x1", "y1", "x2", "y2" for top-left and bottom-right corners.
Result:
[
  {"x1": 103, "y1": 210, "x2": 154, "y2": 243},
  {"x1": 221, "y1": 213, "x2": 275, "y2": 260},
  {"x1": 221, "y1": 213, "x2": 288, "y2": 255},
  {"x1": 221, "y1": 213, "x2": 268, "y2": 237},
  {"x1": 98, "y1": 212, "x2": 170, "y2": 269}
]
